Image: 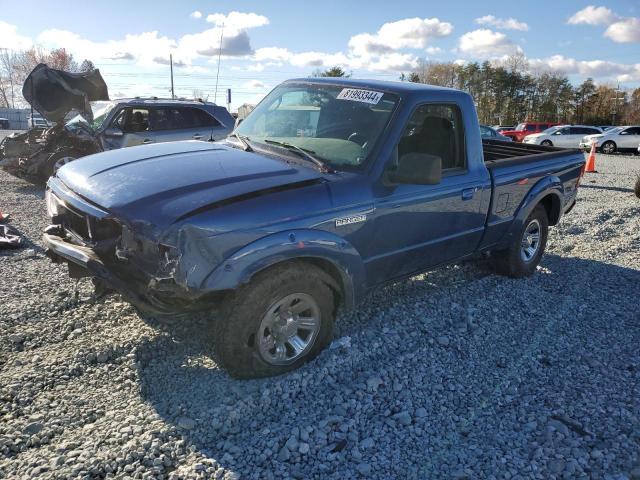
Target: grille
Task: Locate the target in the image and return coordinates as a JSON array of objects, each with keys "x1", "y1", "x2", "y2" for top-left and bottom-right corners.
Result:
[{"x1": 60, "y1": 204, "x2": 121, "y2": 243}]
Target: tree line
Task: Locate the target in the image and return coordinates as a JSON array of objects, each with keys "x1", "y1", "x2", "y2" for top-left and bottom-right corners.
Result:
[
  {"x1": 399, "y1": 57, "x2": 639, "y2": 126},
  {"x1": 314, "y1": 59, "x2": 640, "y2": 126}
]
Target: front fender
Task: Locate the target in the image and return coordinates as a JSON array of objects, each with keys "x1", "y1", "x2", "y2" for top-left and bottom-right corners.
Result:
[
  {"x1": 500, "y1": 176, "x2": 563, "y2": 248},
  {"x1": 201, "y1": 229, "x2": 366, "y2": 308}
]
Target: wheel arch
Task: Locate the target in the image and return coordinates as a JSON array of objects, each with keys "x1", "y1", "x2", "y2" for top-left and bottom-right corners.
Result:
[{"x1": 200, "y1": 229, "x2": 367, "y2": 309}]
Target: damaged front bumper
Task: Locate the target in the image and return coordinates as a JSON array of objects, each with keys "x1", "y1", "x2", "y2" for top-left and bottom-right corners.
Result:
[
  {"x1": 42, "y1": 181, "x2": 219, "y2": 316},
  {"x1": 43, "y1": 224, "x2": 214, "y2": 316}
]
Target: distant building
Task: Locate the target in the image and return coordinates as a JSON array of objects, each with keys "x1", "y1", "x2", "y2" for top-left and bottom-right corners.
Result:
[{"x1": 0, "y1": 108, "x2": 31, "y2": 130}]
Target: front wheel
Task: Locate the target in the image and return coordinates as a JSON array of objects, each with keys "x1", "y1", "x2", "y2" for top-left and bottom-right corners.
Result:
[
  {"x1": 600, "y1": 141, "x2": 616, "y2": 155},
  {"x1": 541, "y1": 140, "x2": 553, "y2": 147},
  {"x1": 213, "y1": 262, "x2": 336, "y2": 378},
  {"x1": 494, "y1": 205, "x2": 549, "y2": 278},
  {"x1": 46, "y1": 150, "x2": 78, "y2": 178}
]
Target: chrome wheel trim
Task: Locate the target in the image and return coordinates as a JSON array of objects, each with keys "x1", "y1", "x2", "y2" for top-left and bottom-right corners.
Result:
[
  {"x1": 520, "y1": 219, "x2": 541, "y2": 263},
  {"x1": 602, "y1": 142, "x2": 615, "y2": 154},
  {"x1": 53, "y1": 156, "x2": 76, "y2": 172},
  {"x1": 257, "y1": 293, "x2": 321, "y2": 366}
]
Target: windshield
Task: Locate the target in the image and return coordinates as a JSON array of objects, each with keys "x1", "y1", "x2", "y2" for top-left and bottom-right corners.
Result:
[
  {"x1": 515, "y1": 123, "x2": 525, "y2": 131},
  {"x1": 542, "y1": 126, "x2": 563, "y2": 134},
  {"x1": 65, "y1": 101, "x2": 116, "y2": 130},
  {"x1": 604, "y1": 126, "x2": 623, "y2": 134},
  {"x1": 235, "y1": 83, "x2": 399, "y2": 169}
]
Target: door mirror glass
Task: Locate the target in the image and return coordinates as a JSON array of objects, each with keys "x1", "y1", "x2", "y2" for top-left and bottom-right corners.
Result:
[
  {"x1": 388, "y1": 153, "x2": 442, "y2": 185},
  {"x1": 619, "y1": 131, "x2": 628, "y2": 135},
  {"x1": 104, "y1": 127, "x2": 123, "y2": 137}
]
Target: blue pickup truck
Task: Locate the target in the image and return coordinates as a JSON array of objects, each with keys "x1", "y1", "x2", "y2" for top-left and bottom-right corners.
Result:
[{"x1": 43, "y1": 78, "x2": 585, "y2": 378}]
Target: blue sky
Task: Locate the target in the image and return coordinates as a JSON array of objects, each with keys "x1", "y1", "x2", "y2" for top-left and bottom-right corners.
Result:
[{"x1": 1, "y1": 0, "x2": 638, "y2": 109}]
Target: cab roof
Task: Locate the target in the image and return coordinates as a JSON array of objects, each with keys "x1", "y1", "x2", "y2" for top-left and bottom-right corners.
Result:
[{"x1": 284, "y1": 77, "x2": 461, "y2": 95}]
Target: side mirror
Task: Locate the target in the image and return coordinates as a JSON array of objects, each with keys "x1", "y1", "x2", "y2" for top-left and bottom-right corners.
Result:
[
  {"x1": 387, "y1": 153, "x2": 442, "y2": 185},
  {"x1": 553, "y1": 131, "x2": 562, "y2": 135},
  {"x1": 619, "y1": 131, "x2": 628, "y2": 135},
  {"x1": 104, "y1": 127, "x2": 123, "y2": 137}
]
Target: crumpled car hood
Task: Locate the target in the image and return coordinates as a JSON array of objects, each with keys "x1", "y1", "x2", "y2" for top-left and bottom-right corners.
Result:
[
  {"x1": 23, "y1": 64, "x2": 109, "y2": 123},
  {"x1": 56, "y1": 141, "x2": 323, "y2": 229}
]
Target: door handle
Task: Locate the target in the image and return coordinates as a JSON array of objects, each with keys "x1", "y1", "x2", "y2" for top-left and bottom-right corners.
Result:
[
  {"x1": 461, "y1": 188, "x2": 476, "y2": 200},
  {"x1": 193, "y1": 134, "x2": 203, "y2": 140},
  {"x1": 142, "y1": 138, "x2": 153, "y2": 144}
]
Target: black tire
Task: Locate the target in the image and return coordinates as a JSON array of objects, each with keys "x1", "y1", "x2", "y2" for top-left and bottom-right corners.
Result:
[
  {"x1": 635, "y1": 176, "x2": 640, "y2": 199},
  {"x1": 213, "y1": 262, "x2": 336, "y2": 379},
  {"x1": 494, "y1": 204, "x2": 549, "y2": 278},
  {"x1": 541, "y1": 140, "x2": 553, "y2": 147},
  {"x1": 600, "y1": 141, "x2": 616, "y2": 155}
]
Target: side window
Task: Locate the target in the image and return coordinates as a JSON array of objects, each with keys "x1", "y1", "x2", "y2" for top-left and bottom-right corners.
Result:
[
  {"x1": 149, "y1": 108, "x2": 173, "y2": 131},
  {"x1": 568, "y1": 127, "x2": 583, "y2": 135},
  {"x1": 480, "y1": 126, "x2": 493, "y2": 137},
  {"x1": 191, "y1": 108, "x2": 221, "y2": 127},
  {"x1": 111, "y1": 109, "x2": 127, "y2": 130},
  {"x1": 122, "y1": 108, "x2": 149, "y2": 133},
  {"x1": 625, "y1": 127, "x2": 640, "y2": 135},
  {"x1": 397, "y1": 103, "x2": 466, "y2": 172},
  {"x1": 583, "y1": 127, "x2": 600, "y2": 135},
  {"x1": 526, "y1": 124, "x2": 536, "y2": 131}
]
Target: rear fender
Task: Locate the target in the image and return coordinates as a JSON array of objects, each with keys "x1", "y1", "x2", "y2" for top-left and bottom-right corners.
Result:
[
  {"x1": 201, "y1": 229, "x2": 366, "y2": 309},
  {"x1": 498, "y1": 176, "x2": 563, "y2": 249}
]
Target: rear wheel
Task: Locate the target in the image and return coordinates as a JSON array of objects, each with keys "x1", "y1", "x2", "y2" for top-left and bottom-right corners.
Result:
[
  {"x1": 213, "y1": 262, "x2": 336, "y2": 378},
  {"x1": 494, "y1": 205, "x2": 548, "y2": 278},
  {"x1": 541, "y1": 140, "x2": 553, "y2": 147},
  {"x1": 601, "y1": 141, "x2": 616, "y2": 155}
]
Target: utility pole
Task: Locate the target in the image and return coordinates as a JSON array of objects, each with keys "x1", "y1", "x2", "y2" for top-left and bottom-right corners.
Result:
[
  {"x1": 611, "y1": 83, "x2": 625, "y2": 126},
  {"x1": 170, "y1": 53, "x2": 175, "y2": 99},
  {"x1": 214, "y1": 22, "x2": 225, "y2": 104}
]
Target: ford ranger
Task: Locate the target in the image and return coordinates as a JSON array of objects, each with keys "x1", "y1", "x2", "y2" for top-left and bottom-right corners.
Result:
[{"x1": 42, "y1": 78, "x2": 585, "y2": 378}]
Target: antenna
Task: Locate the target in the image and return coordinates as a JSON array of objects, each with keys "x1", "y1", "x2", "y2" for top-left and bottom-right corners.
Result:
[{"x1": 214, "y1": 22, "x2": 225, "y2": 104}]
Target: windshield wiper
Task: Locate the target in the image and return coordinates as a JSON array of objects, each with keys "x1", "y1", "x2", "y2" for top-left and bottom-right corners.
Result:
[
  {"x1": 263, "y1": 139, "x2": 333, "y2": 173},
  {"x1": 228, "y1": 133, "x2": 253, "y2": 152}
]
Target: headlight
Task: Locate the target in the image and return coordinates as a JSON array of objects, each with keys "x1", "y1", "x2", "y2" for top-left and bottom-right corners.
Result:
[{"x1": 45, "y1": 190, "x2": 62, "y2": 217}]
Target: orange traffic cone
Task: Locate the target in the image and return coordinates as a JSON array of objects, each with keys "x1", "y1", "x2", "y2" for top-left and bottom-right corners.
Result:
[{"x1": 585, "y1": 141, "x2": 597, "y2": 173}]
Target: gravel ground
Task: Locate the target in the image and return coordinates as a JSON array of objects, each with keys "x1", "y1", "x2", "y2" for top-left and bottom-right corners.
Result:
[{"x1": 1, "y1": 153, "x2": 639, "y2": 479}]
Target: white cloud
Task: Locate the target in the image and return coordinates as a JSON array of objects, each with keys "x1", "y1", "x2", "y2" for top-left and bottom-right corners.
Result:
[
  {"x1": 528, "y1": 54, "x2": 640, "y2": 81},
  {"x1": 244, "y1": 80, "x2": 265, "y2": 89},
  {"x1": 567, "y1": 6, "x2": 619, "y2": 26},
  {"x1": 190, "y1": 11, "x2": 202, "y2": 19},
  {"x1": 348, "y1": 17, "x2": 453, "y2": 57},
  {"x1": 426, "y1": 46, "x2": 442, "y2": 55},
  {"x1": 475, "y1": 15, "x2": 529, "y2": 31},
  {"x1": 458, "y1": 29, "x2": 522, "y2": 57},
  {"x1": 0, "y1": 21, "x2": 32, "y2": 50},
  {"x1": 206, "y1": 11, "x2": 269, "y2": 30},
  {"x1": 254, "y1": 47, "x2": 291, "y2": 63},
  {"x1": 605, "y1": 18, "x2": 640, "y2": 43},
  {"x1": 567, "y1": 6, "x2": 640, "y2": 44}
]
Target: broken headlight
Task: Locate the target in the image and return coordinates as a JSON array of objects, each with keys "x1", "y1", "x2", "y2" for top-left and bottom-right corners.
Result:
[{"x1": 45, "y1": 189, "x2": 63, "y2": 218}]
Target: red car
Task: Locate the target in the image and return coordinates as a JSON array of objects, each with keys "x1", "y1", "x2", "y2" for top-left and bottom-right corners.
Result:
[{"x1": 501, "y1": 122, "x2": 561, "y2": 142}]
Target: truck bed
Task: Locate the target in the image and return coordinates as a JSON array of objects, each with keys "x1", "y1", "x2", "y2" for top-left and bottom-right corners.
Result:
[
  {"x1": 482, "y1": 139, "x2": 581, "y2": 168},
  {"x1": 478, "y1": 139, "x2": 586, "y2": 252}
]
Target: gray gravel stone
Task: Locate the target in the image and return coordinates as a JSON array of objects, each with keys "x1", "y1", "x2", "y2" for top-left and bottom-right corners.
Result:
[{"x1": 0, "y1": 155, "x2": 639, "y2": 478}]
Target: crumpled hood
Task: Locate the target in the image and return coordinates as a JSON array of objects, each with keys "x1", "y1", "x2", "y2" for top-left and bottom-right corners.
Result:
[
  {"x1": 56, "y1": 141, "x2": 323, "y2": 229},
  {"x1": 23, "y1": 64, "x2": 109, "y2": 123}
]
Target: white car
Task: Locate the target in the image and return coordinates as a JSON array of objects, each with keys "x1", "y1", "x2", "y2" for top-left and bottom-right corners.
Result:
[
  {"x1": 524, "y1": 125, "x2": 602, "y2": 148},
  {"x1": 578, "y1": 126, "x2": 640, "y2": 154}
]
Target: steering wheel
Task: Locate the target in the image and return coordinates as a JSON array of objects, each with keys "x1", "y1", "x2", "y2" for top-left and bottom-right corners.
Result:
[{"x1": 348, "y1": 132, "x2": 368, "y2": 148}]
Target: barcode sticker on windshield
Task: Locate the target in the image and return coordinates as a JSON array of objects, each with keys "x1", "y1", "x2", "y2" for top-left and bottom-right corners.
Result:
[{"x1": 337, "y1": 88, "x2": 384, "y2": 105}]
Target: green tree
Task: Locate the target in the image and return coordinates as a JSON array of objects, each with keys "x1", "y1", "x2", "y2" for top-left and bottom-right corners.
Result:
[{"x1": 312, "y1": 66, "x2": 349, "y2": 77}]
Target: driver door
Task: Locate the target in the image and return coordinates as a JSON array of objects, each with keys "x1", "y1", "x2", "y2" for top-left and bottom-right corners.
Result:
[
  {"x1": 618, "y1": 127, "x2": 640, "y2": 149},
  {"x1": 366, "y1": 103, "x2": 490, "y2": 286}
]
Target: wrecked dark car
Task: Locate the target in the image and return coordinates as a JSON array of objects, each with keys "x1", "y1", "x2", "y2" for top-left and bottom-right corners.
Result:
[
  {"x1": 1, "y1": 64, "x2": 234, "y2": 181},
  {"x1": 43, "y1": 78, "x2": 585, "y2": 379}
]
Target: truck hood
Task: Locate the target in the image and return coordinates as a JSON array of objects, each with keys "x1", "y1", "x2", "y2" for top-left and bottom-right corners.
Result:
[
  {"x1": 22, "y1": 64, "x2": 109, "y2": 123},
  {"x1": 56, "y1": 141, "x2": 323, "y2": 229}
]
